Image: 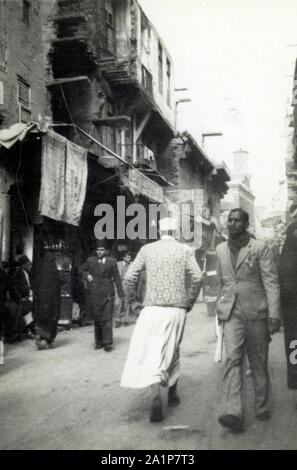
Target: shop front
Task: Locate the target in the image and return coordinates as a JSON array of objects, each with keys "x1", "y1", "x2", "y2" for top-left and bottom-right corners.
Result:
[
  {"x1": 0, "y1": 122, "x2": 167, "y2": 328},
  {"x1": 0, "y1": 124, "x2": 89, "y2": 328}
]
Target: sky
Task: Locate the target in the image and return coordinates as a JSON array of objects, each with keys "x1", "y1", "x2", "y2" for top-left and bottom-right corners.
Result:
[{"x1": 139, "y1": 0, "x2": 297, "y2": 208}]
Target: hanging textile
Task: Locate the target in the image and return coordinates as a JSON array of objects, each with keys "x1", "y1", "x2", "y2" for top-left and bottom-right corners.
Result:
[
  {"x1": 64, "y1": 139, "x2": 88, "y2": 226},
  {"x1": 39, "y1": 130, "x2": 65, "y2": 223},
  {"x1": 39, "y1": 130, "x2": 88, "y2": 226}
]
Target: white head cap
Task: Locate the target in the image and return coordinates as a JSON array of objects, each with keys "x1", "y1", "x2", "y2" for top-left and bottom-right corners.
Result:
[{"x1": 159, "y1": 217, "x2": 178, "y2": 232}]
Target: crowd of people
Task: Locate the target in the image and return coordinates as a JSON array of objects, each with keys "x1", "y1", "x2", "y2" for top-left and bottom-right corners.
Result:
[
  {"x1": 0, "y1": 252, "x2": 62, "y2": 350},
  {"x1": 120, "y1": 208, "x2": 297, "y2": 431},
  {"x1": 1, "y1": 207, "x2": 297, "y2": 434},
  {"x1": 0, "y1": 244, "x2": 141, "y2": 352}
]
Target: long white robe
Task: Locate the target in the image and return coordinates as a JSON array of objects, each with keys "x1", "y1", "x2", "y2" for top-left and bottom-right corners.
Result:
[{"x1": 121, "y1": 306, "x2": 186, "y2": 389}]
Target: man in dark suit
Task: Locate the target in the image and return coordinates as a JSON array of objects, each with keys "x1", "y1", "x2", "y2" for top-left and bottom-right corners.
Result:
[
  {"x1": 79, "y1": 241, "x2": 124, "y2": 351},
  {"x1": 9, "y1": 255, "x2": 36, "y2": 339}
]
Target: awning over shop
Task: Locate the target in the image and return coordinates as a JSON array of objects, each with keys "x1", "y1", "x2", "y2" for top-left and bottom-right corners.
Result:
[
  {"x1": 74, "y1": 125, "x2": 166, "y2": 203},
  {"x1": 0, "y1": 123, "x2": 88, "y2": 227},
  {"x1": 121, "y1": 168, "x2": 164, "y2": 203},
  {"x1": 0, "y1": 122, "x2": 40, "y2": 149}
]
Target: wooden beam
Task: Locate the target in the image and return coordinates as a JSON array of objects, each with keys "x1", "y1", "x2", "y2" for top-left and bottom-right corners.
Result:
[
  {"x1": 46, "y1": 76, "x2": 91, "y2": 87},
  {"x1": 51, "y1": 35, "x2": 87, "y2": 44},
  {"x1": 135, "y1": 111, "x2": 151, "y2": 142},
  {"x1": 51, "y1": 13, "x2": 87, "y2": 22}
]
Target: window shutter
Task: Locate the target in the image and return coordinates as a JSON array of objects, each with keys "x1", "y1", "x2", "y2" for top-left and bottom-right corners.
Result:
[{"x1": 17, "y1": 76, "x2": 31, "y2": 109}]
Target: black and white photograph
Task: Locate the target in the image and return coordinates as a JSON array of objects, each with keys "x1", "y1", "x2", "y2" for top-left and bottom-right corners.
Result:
[{"x1": 0, "y1": 0, "x2": 297, "y2": 453}]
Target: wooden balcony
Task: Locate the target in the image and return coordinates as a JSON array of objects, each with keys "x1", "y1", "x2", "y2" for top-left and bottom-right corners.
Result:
[
  {"x1": 56, "y1": 0, "x2": 85, "y2": 16},
  {"x1": 98, "y1": 59, "x2": 134, "y2": 86}
]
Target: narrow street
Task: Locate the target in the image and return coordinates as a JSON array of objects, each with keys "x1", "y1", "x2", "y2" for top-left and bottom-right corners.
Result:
[{"x1": 0, "y1": 303, "x2": 296, "y2": 451}]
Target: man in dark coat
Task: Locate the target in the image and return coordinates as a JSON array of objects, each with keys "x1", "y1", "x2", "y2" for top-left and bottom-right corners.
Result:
[
  {"x1": 31, "y1": 252, "x2": 61, "y2": 349},
  {"x1": 279, "y1": 215, "x2": 297, "y2": 407},
  {"x1": 0, "y1": 262, "x2": 12, "y2": 341},
  {"x1": 9, "y1": 255, "x2": 36, "y2": 338},
  {"x1": 79, "y1": 241, "x2": 124, "y2": 351}
]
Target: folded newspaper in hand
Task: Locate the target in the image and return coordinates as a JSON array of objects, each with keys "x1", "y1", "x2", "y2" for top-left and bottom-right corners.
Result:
[{"x1": 214, "y1": 315, "x2": 223, "y2": 363}]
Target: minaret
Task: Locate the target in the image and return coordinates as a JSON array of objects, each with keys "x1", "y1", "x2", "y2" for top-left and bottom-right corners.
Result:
[{"x1": 232, "y1": 150, "x2": 251, "y2": 188}]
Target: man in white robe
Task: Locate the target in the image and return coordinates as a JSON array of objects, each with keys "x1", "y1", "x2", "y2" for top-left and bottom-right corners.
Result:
[{"x1": 121, "y1": 218, "x2": 201, "y2": 422}]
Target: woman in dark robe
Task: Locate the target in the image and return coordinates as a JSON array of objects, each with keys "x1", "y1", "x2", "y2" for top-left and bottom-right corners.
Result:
[
  {"x1": 32, "y1": 252, "x2": 61, "y2": 349},
  {"x1": 279, "y1": 220, "x2": 297, "y2": 406}
]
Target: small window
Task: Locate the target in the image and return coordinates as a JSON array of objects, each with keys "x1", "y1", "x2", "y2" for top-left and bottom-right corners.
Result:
[
  {"x1": 141, "y1": 65, "x2": 153, "y2": 96},
  {"x1": 107, "y1": 98, "x2": 115, "y2": 117},
  {"x1": 141, "y1": 13, "x2": 151, "y2": 52},
  {"x1": 105, "y1": 0, "x2": 114, "y2": 27},
  {"x1": 104, "y1": 0, "x2": 114, "y2": 54},
  {"x1": 158, "y1": 42, "x2": 163, "y2": 95},
  {"x1": 17, "y1": 75, "x2": 31, "y2": 109},
  {"x1": 166, "y1": 58, "x2": 171, "y2": 107},
  {"x1": 23, "y1": 0, "x2": 31, "y2": 26}
]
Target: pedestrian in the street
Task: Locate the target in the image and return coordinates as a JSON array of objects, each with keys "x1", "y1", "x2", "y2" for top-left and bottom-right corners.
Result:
[
  {"x1": 9, "y1": 255, "x2": 36, "y2": 339},
  {"x1": 216, "y1": 208, "x2": 280, "y2": 433},
  {"x1": 120, "y1": 217, "x2": 201, "y2": 423},
  {"x1": 279, "y1": 206, "x2": 297, "y2": 408},
  {"x1": 0, "y1": 262, "x2": 13, "y2": 342},
  {"x1": 31, "y1": 251, "x2": 61, "y2": 350},
  {"x1": 79, "y1": 240, "x2": 124, "y2": 351},
  {"x1": 114, "y1": 251, "x2": 132, "y2": 328}
]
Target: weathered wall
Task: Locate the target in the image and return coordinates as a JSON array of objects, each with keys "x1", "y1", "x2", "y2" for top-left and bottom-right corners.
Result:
[
  {"x1": 0, "y1": 0, "x2": 54, "y2": 128},
  {"x1": 134, "y1": 1, "x2": 175, "y2": 129},
  {"x1": 159, "y1": 138, "x2": 204, "y2": 189},
  {"x1": 114, "y1": 0, "x2": 131, "y2": 59}
]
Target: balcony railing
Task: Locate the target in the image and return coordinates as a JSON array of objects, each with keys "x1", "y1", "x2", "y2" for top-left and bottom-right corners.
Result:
[
  {"x1": 136, "y1": 144, "x2": 156, "y2": 169},
  {"x1": 56, "y1": 0, "x2": 84, "y2": 16},
  {"x1": 98, "y1": 59, "x2": 134, "y2": 86}
]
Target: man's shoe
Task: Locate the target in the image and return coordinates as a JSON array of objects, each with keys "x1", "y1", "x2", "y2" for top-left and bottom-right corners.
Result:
[
  {"x1": 104, "y1": 345, "x2": 113, "y2": 352},
  {"x1": 168, "y1": 383, "x2": 180, "y2": 407},
  {"x1": 123, "y1": 321, "x2": 129, "y2": 327},
  {"x1": 168, "y1": 395, "x2": 180, "y2": 407},
  {"x1": 150, "y1": 396, "x2": 163, "y2": 423},
  {"x1": 95, "y1": 343, "x2": 103, "y2": 350},
  {"x1": 255, "y1": 411, "x2": 271, "y2": 421},
  {"x1": 26, "y1": 331, "x2": 36, "y2": 340},
  {"x1": 35, "y1": 338, "x2": 48, "y2": 350},
  {"x1": 219, "y1": 414, "x2": 244, "y2": 433}
]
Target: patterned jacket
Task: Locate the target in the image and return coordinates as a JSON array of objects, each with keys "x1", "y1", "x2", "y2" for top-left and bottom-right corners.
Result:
[{"x1": 125, "y1": 238, "x2": 201, "y2": 309}]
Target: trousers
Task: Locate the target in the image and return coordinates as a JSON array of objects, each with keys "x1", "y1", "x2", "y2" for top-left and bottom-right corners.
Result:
[
  {"x1": 221, "y1": 304, "x2": 271, "y2": 418},
  {"x1": 93, "y1": 298, "x2": 114, "y2": 347}
]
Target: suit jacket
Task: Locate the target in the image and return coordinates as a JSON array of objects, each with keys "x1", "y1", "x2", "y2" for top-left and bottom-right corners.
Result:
[
  {"x1": 216, "y1": 238, "x2": 280, "y2": 321},
  {"x1": 79, "y1": 256, "x2": 123, "y2": 310},
  {"x1": 117, "y1": 261, "x2": 130, "y2": 286},
  {"x1": 125, "y1": 238, "x2": 201, "y2": 309}
]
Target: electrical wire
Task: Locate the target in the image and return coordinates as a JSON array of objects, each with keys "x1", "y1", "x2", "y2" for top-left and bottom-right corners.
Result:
[{"x1": 59, "y1": 84, "x2": 83, "y2": 147}]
